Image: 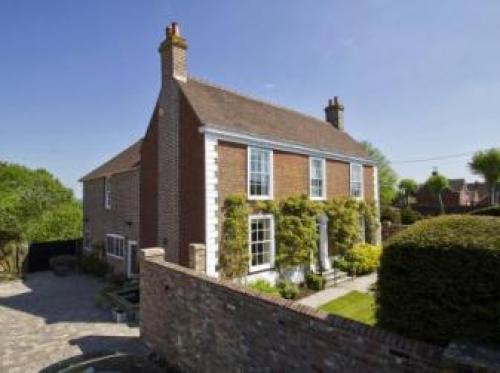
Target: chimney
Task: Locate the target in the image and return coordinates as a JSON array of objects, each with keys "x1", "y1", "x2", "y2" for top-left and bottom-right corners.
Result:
[
  {"x1": 159, "y1": 22, "x2": 188, "y2": 83},
  {"x1": 324, "y1": 96, "x2": 344, "y2": 131}
]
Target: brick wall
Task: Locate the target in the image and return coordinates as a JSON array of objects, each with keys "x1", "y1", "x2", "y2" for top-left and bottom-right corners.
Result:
[
  {"x1": 82, "y1": 169, "x2": 139, "y2": 274},
  {"x1": 141, "y1": 253, "x2": 445, "y2": 372}
]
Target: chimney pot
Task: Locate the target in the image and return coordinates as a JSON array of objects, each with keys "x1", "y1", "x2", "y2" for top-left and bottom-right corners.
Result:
[{"x1": 171, "y1": 22, "x2": 180, "y2": 36}]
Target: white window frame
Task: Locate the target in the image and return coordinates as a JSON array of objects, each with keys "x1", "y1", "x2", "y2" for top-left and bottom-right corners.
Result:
[
  {"x1": 248, "y1": 214, "x2": 275, "y2": 273},
  {"x1": 309, "y1": 157, "x2": 326, "y2": 200},
  {"x1": 350, "y1": 163, "x2": 364, "y2": 199},
  {"x1": 247, "y1": 147, "x2": 273, "y2": 200},
  {"x1": 105, "y1": 233, "x2": 125, "y2": 259},
  {"x1": 83, "y1": 224, "x2": 92, "y2": 251},
  {"x1": 104, "y1": 177, "x2": 112, "y2": 210}
]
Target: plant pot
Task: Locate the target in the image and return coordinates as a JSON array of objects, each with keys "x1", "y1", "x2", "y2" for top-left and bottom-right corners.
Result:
[{"x1": 112, "y1": 308, "x2": 127, "y2": 323}]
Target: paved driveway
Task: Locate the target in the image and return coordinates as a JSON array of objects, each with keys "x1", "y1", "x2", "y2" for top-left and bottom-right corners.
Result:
[{"x1": 0, "y1": 272, "x2": 145, "y2": 372}]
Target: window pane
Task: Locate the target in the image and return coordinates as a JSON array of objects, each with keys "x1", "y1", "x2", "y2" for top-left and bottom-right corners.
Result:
[{"x1": 249, "y1": 148, "x2": 271, "y2": 197}]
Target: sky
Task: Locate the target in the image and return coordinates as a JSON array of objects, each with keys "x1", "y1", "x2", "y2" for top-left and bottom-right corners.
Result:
[{"x1": 1, "y1": 0, "x2": 500, "y2": 198}]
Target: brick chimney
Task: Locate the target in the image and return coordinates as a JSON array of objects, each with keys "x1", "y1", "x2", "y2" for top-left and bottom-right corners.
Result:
[
  {"x1": 159, "y1": 22, "x2": 188, "y2": 83},
  {"x1": 324, "y1": 96, "x2": 344, "y2": 131}
]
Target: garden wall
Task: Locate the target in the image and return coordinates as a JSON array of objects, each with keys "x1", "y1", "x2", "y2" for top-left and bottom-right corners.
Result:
[{"x1": 140, "y1": 248, "x2": 446, "y2": 372}]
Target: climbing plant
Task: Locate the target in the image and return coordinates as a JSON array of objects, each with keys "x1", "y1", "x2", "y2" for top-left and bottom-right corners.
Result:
[{"x1": 219, "y1": 195, "x2": 250, "y2": 279}]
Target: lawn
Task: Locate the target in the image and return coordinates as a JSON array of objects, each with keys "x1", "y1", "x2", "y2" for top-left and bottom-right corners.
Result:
[{"x1": 319, "y1": 291, "x2": 376, "y2": 326}]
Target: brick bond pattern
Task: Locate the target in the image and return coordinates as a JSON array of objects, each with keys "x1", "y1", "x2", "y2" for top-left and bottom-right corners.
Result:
[{"x1": 141, "y1": 252, "x2": 445, "y2": 372}]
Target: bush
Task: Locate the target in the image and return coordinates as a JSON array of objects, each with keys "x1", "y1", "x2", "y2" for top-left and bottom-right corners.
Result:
[
  {"x1": 470, "y1": 205, "x2": 500, "y2": 217},
  {"x1": 305, "y1": 273, "x2": 325, "y2": 291},
  {"x1": 276, "y1": 280, "x2": 299, "y2": 299},
  {"x1": 380, "y1": 205, "x2": 401, "y2": 224},
  {"x1": 400, "y1": 207, "x2": 422, "y2": 225},
  {"x1": 377, "y1": 215, "x2": 500, "y2": 345},
  {"x1": 49, "y1": 255, "x2": 77, "y2": 270},
  {"x1": 246, "y1": 279, "x2": 280, "y2": 297},
  {"x1": 342, "y1": 243, "x2": 382, "y2": 275},
  {"x1": 81, "y1": 248, "x2": 110, "y2": 277}
]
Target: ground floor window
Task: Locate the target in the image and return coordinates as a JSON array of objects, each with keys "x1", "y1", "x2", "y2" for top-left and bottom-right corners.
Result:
[
  {"x1": 249, "y1": 214, "x2": 275, "y2": 272},
  {"x1": 106, "y1": 234, "x2": 125, "y2": 258}
]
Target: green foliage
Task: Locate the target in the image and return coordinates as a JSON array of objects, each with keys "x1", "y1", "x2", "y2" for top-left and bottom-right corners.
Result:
[
  {"x1": 219, "y1": 195, "x2": 250, "y2": 279},
  {"x1": 81, "y1": 245, "x2": 110, "y2": 277},
  {"x1": 276, "y1": 280, "x2": 299, "y2": 299},
  {"x1": 380, "y1": 205, "x2": 401, "y2": 224},
  {"x1": 469, "y1": 148, "x2": 500, "y2": 206},
  {"x1": 305, "y1": 272, "x2": 325, "y2": 290},
  {"x1": 0, "y1": 162, "x2": 82, "y2": 242},
  {"x1": 246, "y1": 279, "x2": 280, "y2": 297},
  {"x1": 361, "y1": 141, "x2": 398, "y2": 205},
  {"x1": 400, "y1": 206, "x2": 422, "y2": 225},
  {"x1": 343, "y1": 243, "x2": 382, "y2": 275},
  {"x1": 377, "y1": 215, "x2": 500, "y2": 345},
  {"x1": 0, "y1": 230, "x2": 28, "y2": 278},
  {"x1": 470, "y1": 205, "x2": 500, "y2": 217},
  {"x1": 398, "y1": 178, "x2": 418, "y2": 207},
  {"x1": 424, "y1": 171, "x2": 450, "y2": 214},
  {"x1": 274, "y1": 196, "x2": 320, "y2": 269}
]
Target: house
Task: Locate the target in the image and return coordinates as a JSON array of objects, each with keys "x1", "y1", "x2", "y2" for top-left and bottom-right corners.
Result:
[
  {"x1": 80, "y1": 140, "x2": 141, "y2": 277},
  {"x1": 81, "y1": 22, "x2": 379, "y2": 281}
]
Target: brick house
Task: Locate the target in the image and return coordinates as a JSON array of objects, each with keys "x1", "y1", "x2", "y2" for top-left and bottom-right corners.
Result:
[{"x1": 81, "y1": 23, "x2": 379, "y2": 281}]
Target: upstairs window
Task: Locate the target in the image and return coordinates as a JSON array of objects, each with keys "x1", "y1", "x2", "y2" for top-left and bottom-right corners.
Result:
[
  {"x1": 310, "y1": 157, "x2": 326, "y2": 200},
  {"x1": 104, "y1": 177, "x2": 112, "y2": 209},
  {"x1": 350, "y1": 163, "x2": 364, "y2": 199},
  {"x1": 248, "y1": 147, "x2": 273, "y2": 199},
  {"x1": 249, "y1": 214, "x2": 275, "y2": 272},
  {"x1": 106, "y1": 234, "x2": 124, "y2": 258}
]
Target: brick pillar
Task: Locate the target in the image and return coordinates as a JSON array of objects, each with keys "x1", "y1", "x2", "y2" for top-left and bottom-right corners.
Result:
[{"x1": 188, "y1": 243, "x2": 206, "y2": 273}]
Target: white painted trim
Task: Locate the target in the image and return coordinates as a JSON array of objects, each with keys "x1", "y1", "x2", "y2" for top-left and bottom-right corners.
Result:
[
  {"x1": 350, "y1": 163, "x2": 364, "y2": 200},
  {"x1": 373, "y1": 165, "x2": 382, "y2": 244},
  {"x1": 248, "y1": 213, "x2": 275, "y2": 273},
  {"x1": 199, "y1": 126, "x2": 375, "y2": 166},
  {"x1": 204, "y1": 134, "x2": 219, "y2": 277},
  {"x1": 247, "y1": 147, "x2": 274, "y2": 200},
  {"x1": 105, "y1": 233, "x2": 125, "y2": 259},
  {"x1": 309, "y1": 157, "x2": 326, "y2": 200}
]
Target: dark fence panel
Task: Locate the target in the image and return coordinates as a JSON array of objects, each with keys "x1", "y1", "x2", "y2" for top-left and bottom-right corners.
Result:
[{"x1": 27, "y1": 238, "x2": 82, "y2": 272}]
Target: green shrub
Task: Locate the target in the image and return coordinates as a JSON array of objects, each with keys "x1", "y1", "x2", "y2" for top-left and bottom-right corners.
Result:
[
  {"x1": 305, "y1": 273, "x2": 325, "y2": 290},
  {"x1": 277, "y1": 280, "x2": 299, "y2": 299},
  {"x1": 470, "y1": 205, "x2": 500, "y2": 217},
  {"x1": 400, "y1": 207, "x2": 422, "y2": 225},
  {"x1": 49, "y1": 255, "x2": 77, "y2": 270},
  {"x1": 80, "y1": 247, "x2": 110, "y2": 277},
  {"x1": 377, "y1": 215, "x2": 500, "y2": 345},
  {"x1": 246, "y1": 279, "x2": 280, "y2": 297},
  {"x1": 380, "y1": 205, "x2": 401, "y2": 224},
  {"x1": 343, "y1": 243, "x2": 382, "y2": 275}
]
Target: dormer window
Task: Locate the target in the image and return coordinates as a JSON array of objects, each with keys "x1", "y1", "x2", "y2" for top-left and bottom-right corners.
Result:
[
  {"x1": 104, "y1": 177, "x2": 112, "y2": 209},
  {"x1": 248, "y1": 147, "x2": 273, "y2": 200}
]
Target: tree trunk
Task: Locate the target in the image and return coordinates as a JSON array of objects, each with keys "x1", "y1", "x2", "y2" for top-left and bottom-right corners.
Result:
[
  {"x1": 491, "y1": 184, "x2": 497, "y2": 206},
  {"x1": 438, "y1": 192, "x2": 445, "y2": 215}
]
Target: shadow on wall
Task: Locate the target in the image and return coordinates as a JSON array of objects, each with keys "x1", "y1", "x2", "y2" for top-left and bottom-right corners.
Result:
[{"x1": 0, "y1": 271, "x2": 112, "y2": 324}]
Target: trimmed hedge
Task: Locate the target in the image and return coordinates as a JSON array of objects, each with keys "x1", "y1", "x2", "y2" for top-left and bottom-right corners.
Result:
[
  {"x1": 377, "y1": 215, "x2": 500, "y2": 345},
  {"x1": 470, "y1": 205, "x2": 500, "y2": 217}
]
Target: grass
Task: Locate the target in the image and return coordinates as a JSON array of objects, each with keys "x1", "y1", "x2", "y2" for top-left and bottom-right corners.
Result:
[{"x1": 319, "y1": 291, "x2": 376, "y2": 326}]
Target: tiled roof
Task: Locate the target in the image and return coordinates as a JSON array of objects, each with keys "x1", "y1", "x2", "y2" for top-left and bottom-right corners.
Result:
[
  {"x1": 179, "y1": 78, "x2": 370, "y2": 160},
  {"x1": 80, "y1": 139, "x2": 142, "y2": 182}
]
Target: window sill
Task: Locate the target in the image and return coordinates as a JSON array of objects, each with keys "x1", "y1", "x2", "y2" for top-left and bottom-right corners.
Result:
[
  {"x1": 106, "y1": 253, "x2": 124, "y2": 260},
  {"x1": 248, "y1": 195, "x2": 273, "y2": 201},
  {"x1": 248, "y1": 266, "x2": 275, "y2": 275}
]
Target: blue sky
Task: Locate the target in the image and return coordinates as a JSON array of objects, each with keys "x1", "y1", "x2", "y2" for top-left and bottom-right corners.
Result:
[{"x1": 1, "y1": 0, "x2": 500, "y2": 198}]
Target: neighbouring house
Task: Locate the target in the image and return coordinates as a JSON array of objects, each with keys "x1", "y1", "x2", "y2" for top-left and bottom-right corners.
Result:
[
  {"x1": 80, "y1": 140, "x2": 141, "y2": 278},
  {"x1": 81, "y1": 22, "x2": 379, "y2": 282},
  {"x1": 414, "y1": 178, "x2": 497, "y2": 214}
]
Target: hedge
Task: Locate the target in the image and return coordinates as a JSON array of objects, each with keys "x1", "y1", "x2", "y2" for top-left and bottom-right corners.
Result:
[
  {"x1": 470, "y1": 205, "x2": 500, "y2": 217},
  {"x1": 377, "y1": 215, "x2": 500, "y2": 345}
]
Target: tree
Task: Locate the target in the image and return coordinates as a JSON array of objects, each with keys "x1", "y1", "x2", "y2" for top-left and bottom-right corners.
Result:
[
  {"x1": 361, "y1": 142, "x2": 398, "y2": 206},
  {"x1": 0, "y1": 162, "x2": 82, "y2": 242},
  {"x1": 424, "y1": 171, "x2": 449, "y2": 214},
  {"x1": 469, "y1": 148, "x2": 500, "y2": 206},
  {"x1": 398, "y1": 178, "x2": 418, "y2": 207}
]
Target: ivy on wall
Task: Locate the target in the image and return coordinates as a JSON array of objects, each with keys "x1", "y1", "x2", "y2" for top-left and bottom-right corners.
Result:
[{"x1": 219, "y1": 194, "x2": 380, "y2": 279}]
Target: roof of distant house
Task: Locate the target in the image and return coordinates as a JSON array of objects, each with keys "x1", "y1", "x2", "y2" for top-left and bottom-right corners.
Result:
[
  {"x1": 79, "y1": 139, "x2": 142, "y2": 182},
  {"x1": 179, "y1": 78, "x2": 371, "y2": 160}
]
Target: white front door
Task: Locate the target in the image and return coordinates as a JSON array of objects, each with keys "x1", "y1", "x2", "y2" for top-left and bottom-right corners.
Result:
[{"x1": 127, "y1": 240, "x2": 139, "y2": 278}]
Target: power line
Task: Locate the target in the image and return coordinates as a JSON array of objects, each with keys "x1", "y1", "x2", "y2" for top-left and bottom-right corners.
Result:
[{"x1": 390, "y1": 151, "x2": 476, "y2": 164}]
